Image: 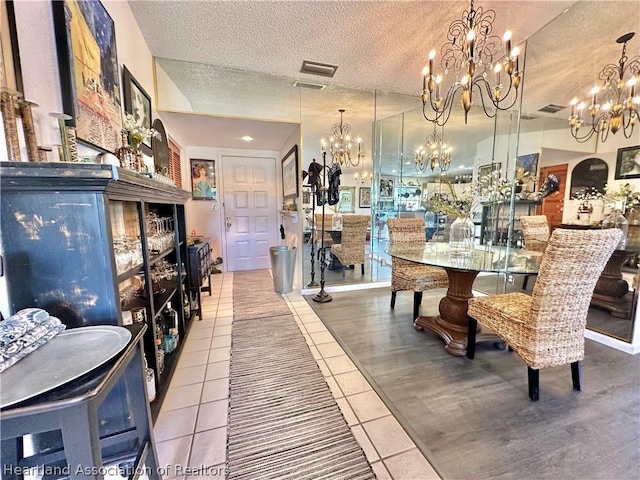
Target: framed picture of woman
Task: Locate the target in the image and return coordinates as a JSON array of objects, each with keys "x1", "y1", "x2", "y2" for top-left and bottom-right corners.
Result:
[
  {"x1": 615, "y1": 146, "x2": 640, "y2": 180},
  {"x1": 191, "y1": 159, "x2": 216, "y2": 200},
  {"x1": 359, "y1": 187, "x2": 371, "y2": 208}
]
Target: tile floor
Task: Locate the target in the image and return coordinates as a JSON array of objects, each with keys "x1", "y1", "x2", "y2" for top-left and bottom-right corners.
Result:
[{"x1": 152, "y1": 272, "x2": 441, "y2": 480}]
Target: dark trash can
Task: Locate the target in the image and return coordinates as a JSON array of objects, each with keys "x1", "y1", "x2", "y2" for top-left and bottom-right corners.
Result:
[{"x1": 269, "y1": 246, "x2": 297, "y2": 293}]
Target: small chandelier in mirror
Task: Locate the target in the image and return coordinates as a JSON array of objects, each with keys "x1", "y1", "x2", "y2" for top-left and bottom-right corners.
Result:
[
  {"x1": 421, "y1": 0, "x2": 522, "y2": 126},
  {"x1": 354, "y1": 170, "x2": 370, "y2": 184},
  {"x1": 568, "y1": 32, "x2": 639, "y2": 143},
  {"x1": 322, "y1": 109, "x2": 363, "y2": 167},
  {"x1": 415, "y1": 122, "x2": 452, "y2": 173}
]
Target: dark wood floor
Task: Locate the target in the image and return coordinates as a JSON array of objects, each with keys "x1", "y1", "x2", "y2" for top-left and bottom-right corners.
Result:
[{"x1": 306, "y1": 286, "x2": 640, "y2": 480}]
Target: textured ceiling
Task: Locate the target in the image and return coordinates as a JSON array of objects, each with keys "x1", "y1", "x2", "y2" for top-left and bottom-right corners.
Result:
[{"x1": 130, "y1": 0, "x2": 640, "y2": 170}]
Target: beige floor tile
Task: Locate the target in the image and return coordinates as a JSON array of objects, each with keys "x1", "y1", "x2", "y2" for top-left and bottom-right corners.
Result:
[
  {"x1": 191, "y1": 320, "x2": 215, "y2": 330},
  {"x1": 315, "y1": 358, "x2": 331, "y2": 377},
  {"x1": 362, "y1": 416, "x2": 415, "y2": 459},
  {"x1": 299, "y1": 313, "x2": 322, "y2": 324},
  {"x1": 170, "y1": 365, "x2": 207, "y2": 388},
  {"x1": 201, "y1": 378, "x2": 229, "y2": 403},
  {"x1": 335, "y1": 397, "x2": 358, "y2": 426},
  {"x1": 188, "y1": 327, "x2": 214, "y2": 340},
  {"x1": 189, "y1": 427, "x2": 227, "y2": 468},
  {"x1": 383, "y1": 449, "x2": 440, "y2": 480},
  {"x1": 177, "y1": 349, "x2": 210, "y2": 368},
  {"x1": 334, "y1": 371, "x2": 372, "y2": 396},
  {"x1": 154, "y1": 406, "x2": 198, "y2": 442},
  {"x1": 206, "y1": 360, "x2": 230, "y2": 381},
  {"x1": 324, "y1": 376, "x2": 344, "y2": 399},
  {"x1": 309, "y1": 331, "x2": 335, "y2": 345},
  {"x1": 215, "y1": 316, "x2": 233, "y2": 326},
  {"x1": 183, "y1": 337, "x2": 212, "y2": 353},
  {"x1": 316, "y1": 342, "x2": 345, "y2": 359},
  {"x1": 216, "y1": 309, "x2": 234, "y2": 317},
  {"x1": 199, "y1": 311, "x2": 216, "y2": 321},
  {"x1": 155, "y1": 435, "x2": 192, "y2": 478},
  {"x1": 201, "y1": 304, "x2": 217, "y2": 313},
  {"x1": 324, "y1": 354, "x2": 357, "y2": 375},
  {"x1": 308, "y1": 345, "x2": 321, "y2": 360},
  {"x1": 347, "y1": 390, "x2": 391, "y2": 423},
  {"x1": 162, "y1": 383, "x2": 203, "y2": 411},
  {"x1": 303, "y1": 334, "x2": 314, "y2": 347},
  {"x1": 196, "y1": 399, "x2": 229, "y2": 432},
  {"x1": 304, "y1": 321, "x2": 328, "y2": 333},
  {"x1": 208, "y1": 347, "x2": 231, "y2": 363},
  {"x1": 370, "y1": 461, "x2": 392, "y2": 480},
  {"x1": 216, "y1": 302, "x2": 233, "y2": 310},
  {"x1": 350, "y1": 425, "x2": 380, "y2": 462},
  {"x1": 210, "y1": 335, "x2": 231, "y2": 349}
]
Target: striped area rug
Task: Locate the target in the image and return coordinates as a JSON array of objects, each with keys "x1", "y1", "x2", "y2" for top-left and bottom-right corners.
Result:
[{"x1": 227, "y1": 270, "x2": 375, "y2": 480}]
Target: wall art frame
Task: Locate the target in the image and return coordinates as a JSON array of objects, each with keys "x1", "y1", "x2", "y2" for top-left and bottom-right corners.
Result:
[
  {"x1": 379, "y1": 177, "x2": 394, "y2": 198},
  {"x1": 359, "y1": 186, "x2": 371, "y2": 208},
  {"x1": 123, "y1": 65, "x2": 152, "y2": 156},
  {"x1": 337, "y1": 186, "x2": 356, "y2": 213},
  {"x1": 52, "y1": 0, "x2": 122, "y2": 153},
  {"x1": 190, "y1": 158, "x2": 217, "y2": 200},
  {"x1": 282, "y1": 144, "x2": 299, "y2": 200},
  {"x1": 615, "y1": 145, "x2": 640, "y2": 180},
  {"x1": 478, "y1": 162, "x2": 502, "y2": 178}
]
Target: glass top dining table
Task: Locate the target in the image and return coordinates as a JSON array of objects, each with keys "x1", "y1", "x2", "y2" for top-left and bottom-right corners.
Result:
[{"x1": 386, "y1": 243, "x2": 543, "y2": 356}]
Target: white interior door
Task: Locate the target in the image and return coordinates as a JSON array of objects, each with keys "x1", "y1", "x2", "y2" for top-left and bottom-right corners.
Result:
[{"x1": 222, "y1": 156, "x2": 278, "y2": 271}]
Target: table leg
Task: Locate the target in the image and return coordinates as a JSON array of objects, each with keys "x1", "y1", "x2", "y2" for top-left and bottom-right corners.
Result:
[
  {"x1": 414, "y1": 268, "x2": 478, "y2": 357},
  {"x1": 591, "y1": 250, "x2": 635, "y2": 319},
  {"x1": 60, "y1": 405, "x2": 104, "y2": 480}
]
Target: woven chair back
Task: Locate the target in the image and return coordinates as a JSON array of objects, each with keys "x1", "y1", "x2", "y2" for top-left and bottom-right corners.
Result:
[
  {"x1": 340, "y1": 215, "x2": 370, "y2": 247},
  {"x1": 530, "y1": 229, "x2": 622, "y2": 332},
  {"x1": 521, "y1": 215, "x2": 550, "y2": 251},
  {"x1": 314, "y1": 214, "x2": 334, "y2": 231},
  {"x1": 387, "y1": 218, "x2": 426, "y2": 245}
]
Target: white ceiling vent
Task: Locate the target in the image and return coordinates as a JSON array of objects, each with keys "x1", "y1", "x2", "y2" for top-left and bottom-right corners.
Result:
[
  {"x1": 538, "y1": 104, "x2": 566, "y2": 114},
  {"x1": 300, "y1": 60, "x2": 338, "y2": 78},
  {"x1": 293, "y1": 80, "x2": 326, "y2": 90}
]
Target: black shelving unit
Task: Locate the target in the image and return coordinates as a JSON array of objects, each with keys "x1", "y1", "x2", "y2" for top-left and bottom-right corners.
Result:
[
  {"x1": 0, "y1": 162, "x2": 192, "y2": 420},
  {"x1": 480, "y1": 199, "x2": 541, "y2": 246}
]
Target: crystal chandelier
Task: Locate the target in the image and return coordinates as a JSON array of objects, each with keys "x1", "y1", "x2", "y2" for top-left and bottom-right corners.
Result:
[
  {"x1": 568, "y1": 32, "x2": 640, "y2": 143},
  {"x1": 354, "y1": 170, "x2": 370, "y2": 184},
  {"x1": 322, "y1": 109, "x2": 363, "y2": 167},
  {"x1": 415, "y1": 123, "x2": 452, "y2": 173},
  {"x1": 421, "y1": 0, "x2": 522, "y2": 126}
]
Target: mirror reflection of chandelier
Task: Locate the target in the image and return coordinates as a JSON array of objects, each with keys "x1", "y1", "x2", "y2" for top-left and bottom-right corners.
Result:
[
  {"x1": 415, "y1": 122, "x2": 452, "y2": 173},
  {"x1": 322, "y1": 109, "x2": 363, "y2": 167},
  {"x1": 569, "y1": 32, "x2": 640, "y2": 143},
  {"x1": 354, "y1": 170, "x2": 370, "y2": 184},
  {"x1": 421, "y1": 0, "x2": 522, "y2": 126}
]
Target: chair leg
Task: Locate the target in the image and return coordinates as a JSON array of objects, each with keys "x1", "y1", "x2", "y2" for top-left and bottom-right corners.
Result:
[
  {"x1": 466, "y1": 316, "x2": 477, "y2": 359},
  {"x1": 522, "y1": 274, "x2": 530, "y2": 290},
  {"x1": 341, "y1": 266, "x2": 345, "y2": 277},
  {"x1": 390, "y1": 291, "x2": 397, "y2": 309},
  {"x1": 361, "y1": 263, "x2": 364, "y2": 275},
  {"x1": 528, "y1": 367, "x2": 540, "y2": 401},
  {"x1": 413, "y1": 292, "x2": 422, "y2": 320},
  {"x1": 571, "y1": 361, "x2": 582, "y2": 391}
]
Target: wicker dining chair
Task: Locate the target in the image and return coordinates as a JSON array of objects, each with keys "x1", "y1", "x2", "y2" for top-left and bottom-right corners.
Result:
[
  {"x1": 330, "y1": 215, "x2": 370, "y2": 277},
  {"x1": 466, "y1": 228, "x2": 622, "y2": 401},
  {"x1": 386, "y1": 218, "x2": 449, "y2": 321},
  {"x1": 314, "y1": 213, "x2": 335, "y2": 259},
  {"x1": 520, "y1": 215, "x2": 550, "y2": 290}
]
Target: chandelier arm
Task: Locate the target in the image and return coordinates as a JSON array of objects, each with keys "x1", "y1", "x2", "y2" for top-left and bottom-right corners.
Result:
[
  {"x1": 472, "y1": 81, "x2": 500, "y2": 119},
  {"x1": 570, "y1": 125, "x2": 596, "y2": 143}
]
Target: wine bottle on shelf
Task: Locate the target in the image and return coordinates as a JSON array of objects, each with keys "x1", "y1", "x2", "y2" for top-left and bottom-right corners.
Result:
[{"x1": 116, "y1": 129, "x2": 135, "y2": 170}]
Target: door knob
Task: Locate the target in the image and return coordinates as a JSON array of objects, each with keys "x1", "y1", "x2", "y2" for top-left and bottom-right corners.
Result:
[{"x1": 226, "y1": 216, "x2": 232, "y2": 228}]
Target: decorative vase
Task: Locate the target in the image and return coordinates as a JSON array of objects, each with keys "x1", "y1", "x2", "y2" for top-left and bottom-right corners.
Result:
[
  {"x1": 449, "y1": 215, "x2": 474, "y2": 257},
  {"x1": 332, "y1": 212, "x2": 343, "y2": 230},
  {"x1": 116, "y1": 129, "x2": 136, "y2": 170}
]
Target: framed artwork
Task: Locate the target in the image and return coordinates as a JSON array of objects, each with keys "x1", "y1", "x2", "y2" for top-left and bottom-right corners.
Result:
[
  {"x1": 282, "y1": 145, "x2": 299, "y2": 199},
  {"x1": 52, "y1": 0, "x2": 122, "y2": 153},
  {"x1": 380, "y1": 177, "x2": 394, "y2": 198},
  {"x1": 302, "y1": 186, "x2": 311, "y2": 205},
  {"x1": 123, "y1": 65, "x2": 152, "y2": 156},
  {"x1": 615, "y1": 145, "x2": 640, "y2": 180},
  {"x1": 478, "y1": 162, "x2": 501, "y2": 178},
  {"x1": 1, "y1": 0, "x2": 23, "y2": 92},
  {"x1": 359, "y1": 186, "x2": 371, "y2": 208},
  {"x1": 337, "y1": 186, "x2": 356, "y2": 213},
  {"x1": 190, "y1": 159, "x2": 217, "y2": 200},
  {"x1": 515, "y1": 153, "x2": 539, "y2": 180}
]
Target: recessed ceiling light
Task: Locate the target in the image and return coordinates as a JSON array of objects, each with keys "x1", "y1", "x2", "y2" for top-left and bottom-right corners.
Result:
[
  {"x1": 391, "y1": 169, "x2": 397, "y2": 173},
  {"x1": 241, "y1": 136, "x2": 254, "y2": 142}
]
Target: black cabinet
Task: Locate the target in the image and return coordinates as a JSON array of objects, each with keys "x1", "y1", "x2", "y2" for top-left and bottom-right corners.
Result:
[
  {"x1": 188, "y1": 239, "x2": 212, "y2": 320},
  {"x1": 480, "y1": 200, "x2": 541, "y2": 246},
  {"x1": 0, "y1": 162, "x2": 192, "y2": 416}
]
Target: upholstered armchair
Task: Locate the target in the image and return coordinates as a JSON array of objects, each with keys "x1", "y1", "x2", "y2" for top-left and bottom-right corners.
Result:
[
  {"x1": 330, "y1": 215, "x2": 370, "y2": 276},
  {"x1": 520, "y1": 215, "x2": 550, "y2": 290},
  {"x1": 386, "y1": 218, "x2": 448, "y2": 321},
  {"x1": 467, "y1": 228, "x2": 622, "y2": 401}
]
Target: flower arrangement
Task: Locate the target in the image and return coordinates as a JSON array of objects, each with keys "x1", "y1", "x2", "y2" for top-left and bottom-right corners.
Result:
[
  {"x1": 604, "y1": 182, "x2": 640, "y2": 209},
  {"x1": 571, "y1": 186, "x2": 603, "y2": 201},
  {"x1": 427, "y1": 170, "x2": 515, "y2": 218},
  {"x1": 122, "y1": 113, "x2": 160, "y2": 151}
]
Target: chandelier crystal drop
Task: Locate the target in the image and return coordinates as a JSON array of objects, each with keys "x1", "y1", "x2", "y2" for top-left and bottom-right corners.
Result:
[
  {"x1": 568, "y1": 32, "x2": 640, "y2": 143},
  {"x1": 322, "y1": 109, "x2": 364, "y2": 167},
  {"x1": 421, "y1": 0, "x2": 522, "y2": 126},
  {"x1": 415, "y1": 123, "x2": 452, "y2": 173}
]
